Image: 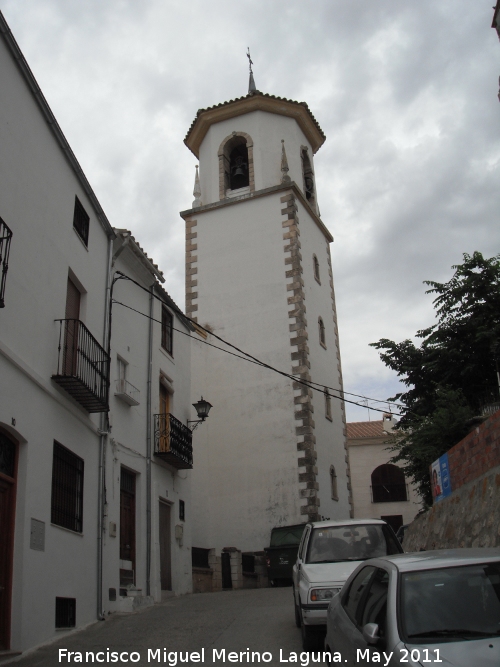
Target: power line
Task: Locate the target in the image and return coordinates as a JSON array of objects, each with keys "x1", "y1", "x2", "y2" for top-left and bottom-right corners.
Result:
[{"x1": 112, "y1": 287, "x2": 402, "y2": 416}]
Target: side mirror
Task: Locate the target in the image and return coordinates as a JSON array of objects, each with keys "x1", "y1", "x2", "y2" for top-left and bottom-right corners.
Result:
[{"x1": 362, "y1": 623, "x2": 380, "y2": 645}]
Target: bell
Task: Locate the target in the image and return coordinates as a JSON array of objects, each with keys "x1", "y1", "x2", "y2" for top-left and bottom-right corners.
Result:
[{"x1": 234, "y1": 166, "x2": 245, "y2": 177}]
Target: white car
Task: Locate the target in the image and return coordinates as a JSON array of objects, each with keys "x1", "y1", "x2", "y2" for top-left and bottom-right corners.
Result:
[{"x1": 292, "y1": 519, "x2": 403, "y2": 650}]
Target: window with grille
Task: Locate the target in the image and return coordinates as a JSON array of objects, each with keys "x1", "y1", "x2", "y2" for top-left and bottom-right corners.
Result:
[
  {"x1": 161, "y1": 306, "x2": 173, "y2": 355},
  {"x1": 73, "y1": 196, "x2": 90, "y2": 246},
  {"x1": 55, "y1": 597, "x2": 76, "y2": 628},
  {"x1": 51, "y1": 442, "x2": 84, "y2": 532}
]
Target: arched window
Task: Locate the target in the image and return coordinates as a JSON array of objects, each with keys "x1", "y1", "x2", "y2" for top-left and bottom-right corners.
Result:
[
  {"x1": 313, "y1": 254, "x2": 320, "y2": 284},
  {"x1": 218, "y1": 133, "x2": 254, "y2": 199},
  {"x1": 301, "y1": 147, "x2": 316, "y2": 206},
  {"x1": 371, "y1": 464, "x2": 407, "y2": 503},
  {"x1": 330, "y1": 465, "x2": 338, "y2": 501},
  {"x1": 318, "y1": 317, "x2": 326, "y2": 348},
  {"x1": 324, "y1": 389, "x2": 332, "y2": 420}
]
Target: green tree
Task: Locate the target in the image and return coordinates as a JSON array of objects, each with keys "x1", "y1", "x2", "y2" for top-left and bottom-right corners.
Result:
[{"x1": 371, "y1": 251, "x2": 500, "y2": 505}]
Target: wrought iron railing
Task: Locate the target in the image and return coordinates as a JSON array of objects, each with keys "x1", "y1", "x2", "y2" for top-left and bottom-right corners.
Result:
[
  {"x1": 154, "y1": 413, "x2": 193, "y2": 469},
  {"x1": 371, "y1": 483, "x2": 408, "y2": 503},
  {"x1": 52, "y1": 319, "x2": 110, "y2": 413},
  {"x1": 0, "y1": 217, "x2": 13, "y2": 308}
]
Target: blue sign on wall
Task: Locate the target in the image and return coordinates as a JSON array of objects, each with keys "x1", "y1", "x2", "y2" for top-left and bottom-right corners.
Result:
[{"x1": 431, "y1": 453, "x2": 452, "y2": 503}]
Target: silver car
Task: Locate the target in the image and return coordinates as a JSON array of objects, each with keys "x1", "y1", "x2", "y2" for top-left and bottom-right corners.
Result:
[{"x1": 325, "y1": 549, "x2": 500, "y2": 666}]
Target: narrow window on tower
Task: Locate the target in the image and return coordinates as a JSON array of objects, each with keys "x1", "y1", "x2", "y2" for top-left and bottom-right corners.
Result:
[
  {"x1": 301, "y1": 147, "x2": 316, "y2": 208},
  {"x1": 324, "y1": 389, "x2": 332, "y2": 421},
  {"x1": 313, "y1": 254, "x2": 321, "y2": 284},
  {"x1": 330, "y1": 465, "x2": 338, "y2": 501},
  {"x1": 229, "y1": 142, "x2": 249, "y2": 190},
  {"x1": 318, "y1": 317, "x2": 326, "y2": 348}
]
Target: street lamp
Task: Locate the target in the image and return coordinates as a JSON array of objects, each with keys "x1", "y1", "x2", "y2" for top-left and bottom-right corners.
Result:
[{"x1": 188, "y1": 397, "x2": 212, "y2": 431}]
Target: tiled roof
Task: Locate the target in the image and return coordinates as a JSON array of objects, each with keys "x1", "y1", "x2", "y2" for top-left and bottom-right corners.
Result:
[
  {"x1": 114, "y1": 228, "x2": 164, "y2": 279},
  {"x1": 346, "y1": 421, "x2": 386, "y2": 439},
  {"x1": 184, "y1": 90, "x2": 326, "y2": 153}
]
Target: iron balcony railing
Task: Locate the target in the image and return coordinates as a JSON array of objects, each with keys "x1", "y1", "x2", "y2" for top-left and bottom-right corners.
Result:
[
  {"x1": 371, "y1": 483, "x2": 408, "y2": 503},
  {"x1": 154, "y1": 413, "x2": 193, "y2": 469},
  {"x1": 0, "y1": 216, "x2": 13, "y2": 308},
  {"x1": 52, "y1": 319, "x2": 110, "y2": 413}
]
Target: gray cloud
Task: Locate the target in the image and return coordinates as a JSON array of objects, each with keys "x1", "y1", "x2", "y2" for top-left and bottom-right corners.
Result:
[{"x1": 3, "y1": 0, "x2": 500, "y2": 422}]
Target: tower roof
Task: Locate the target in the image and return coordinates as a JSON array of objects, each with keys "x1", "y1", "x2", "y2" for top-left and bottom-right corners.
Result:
[{"x1": 184, "y1": 90, "x2": 326, "y2": 158}]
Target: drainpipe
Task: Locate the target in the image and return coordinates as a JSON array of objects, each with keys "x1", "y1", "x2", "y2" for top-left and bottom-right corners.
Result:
[
  {"x1": 146, "y1": 283, "x2": 154, "y2": 596},
  {"x1": 97, "y1": 235, "x2": 114, "y2": 620}
]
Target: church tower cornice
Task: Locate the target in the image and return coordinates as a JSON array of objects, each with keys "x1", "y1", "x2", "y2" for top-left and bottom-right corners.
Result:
[
  {"x1": 179, "y1": 180, "x2": 334, "y2": 243},
  {"x1": 184, "y1": 91, "x2": 326, "y2": 158}
]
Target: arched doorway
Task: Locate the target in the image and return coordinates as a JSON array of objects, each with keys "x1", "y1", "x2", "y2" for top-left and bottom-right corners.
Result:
[{"x1": 0, "y1": 430, "x2": 18, "y2": 649}]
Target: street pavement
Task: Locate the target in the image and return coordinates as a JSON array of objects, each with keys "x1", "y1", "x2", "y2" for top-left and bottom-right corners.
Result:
[{"x1": 8, "y1": 587, "x2": 309, "y2": 667}]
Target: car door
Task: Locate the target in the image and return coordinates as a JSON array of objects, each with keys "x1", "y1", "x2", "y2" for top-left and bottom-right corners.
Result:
[
  {"x1": 293, "y1": 525, "x2": 310, "y2": 604},
  {"x1": 334, "y1": 566, "x2": 377, "y2": 663},
  {"x1": 344, "y1": 566, "x2": 391, "y2": 666}
]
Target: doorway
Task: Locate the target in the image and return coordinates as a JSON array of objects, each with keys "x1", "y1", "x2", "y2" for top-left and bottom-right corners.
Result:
[
  {"x1": 0, "y1": 431, "x2": 18, "y2": 650},
  {"x1": 159, "y1": 501, "x2": 172, "y2": 591},
  {"x1": 120, "y1": 468, "x2": 136, "y2": 586}
]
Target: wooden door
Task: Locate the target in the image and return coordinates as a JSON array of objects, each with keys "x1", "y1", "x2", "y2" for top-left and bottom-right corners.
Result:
[
  {"x1": 63, "y1": 278, "x2": 81, "y2": 376},
  {"x1": 120, "y1": 469, "x2": 136, "y2": 584},
  {"x1": 159, "y1": 502, "x2": 171, "y2": 590},
  {"x1": 0, "y1": 432, "x2": 17, "y2": 650},
  {"x1": 159, "y1": 384, "x2": 170, "y2": 453}
]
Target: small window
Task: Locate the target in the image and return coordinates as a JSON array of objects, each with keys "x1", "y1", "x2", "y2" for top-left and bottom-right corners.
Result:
[
  {"x1": 161, "y1": 306, "x2": 173, "y2": 355},
  {"x1": 51, "y1": 442, "x2": 84, "y2": 533},
  {"x1": 330, "y1": 465, "x2": 338, "y2": 500},
  {"x1": 325, "y1": 390, "x2": 332, "y2": 421},
  {"x1": 55, "y1": 597, "x2": 76, "y2": 628},
  {"x1": 179, "y1": 499, "x2": 185, "y2": 521},
  {"x1": 192, "y1": 547, "x2": 210, "y2": 569},
  {"x1": 73, "y1": 196, "x2": 90, "y2": 246},
  {"x1": 313, "y1": 255, "x2": 320, "y2": 284},
  {"x1": 318, "y1": 317, "x2": 326, "y2": 348}
]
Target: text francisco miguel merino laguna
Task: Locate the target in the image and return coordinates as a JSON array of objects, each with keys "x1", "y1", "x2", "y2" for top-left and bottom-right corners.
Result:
[{"x1": 57, "y1": 648, "x2": 390, "y2": 666}]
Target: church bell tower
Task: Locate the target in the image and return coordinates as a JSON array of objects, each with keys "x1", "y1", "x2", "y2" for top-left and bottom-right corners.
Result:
[{"x1": 181, "y1": 76, "x2": 352, "y2": 554}]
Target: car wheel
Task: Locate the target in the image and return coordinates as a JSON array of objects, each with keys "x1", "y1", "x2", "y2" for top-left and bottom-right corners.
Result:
[
  {"x1": 293, "y1": 588, "x2": 301, "y2": 628},
  {"x1": 300, "y1": 610, "x2": 319, "y2": 651}
]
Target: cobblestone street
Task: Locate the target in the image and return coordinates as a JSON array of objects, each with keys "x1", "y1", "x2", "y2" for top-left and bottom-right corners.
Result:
[{"x1": 6, "y1": 588, "x2": 304, "y2": 667}]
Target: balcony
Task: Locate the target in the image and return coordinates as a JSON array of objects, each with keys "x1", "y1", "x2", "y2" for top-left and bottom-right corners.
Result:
[
  {"x1": 115, "y1": 378, "x2": 140, "y2": 406},
  {"x1": 154, "y1": 413, "x2": 193, "y2": 469},
  {"x1": 52, "y1": 319, "x2": 110, "y2": 413}
]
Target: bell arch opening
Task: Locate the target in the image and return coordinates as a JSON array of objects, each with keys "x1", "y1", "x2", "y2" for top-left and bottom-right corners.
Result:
[{"x1": 218, "y1": 132, "x2": 255, "y2": 199}]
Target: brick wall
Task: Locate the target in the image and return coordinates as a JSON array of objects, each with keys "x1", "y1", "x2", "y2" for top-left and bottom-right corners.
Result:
[{"x1": 448, "y1": 409, "x2": 500, "y2": 492}]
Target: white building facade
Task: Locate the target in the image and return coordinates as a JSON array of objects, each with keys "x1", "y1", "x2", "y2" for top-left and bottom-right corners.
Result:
[
  {"x1": 182, "y1": 90, "x2": 352, "y2": 556},
  {"x1": 347, "y1": 416, "x2": 422, "y2": 532},
  {"x1": 0, "y1": 14, "x2": 193, "y2": 654}
]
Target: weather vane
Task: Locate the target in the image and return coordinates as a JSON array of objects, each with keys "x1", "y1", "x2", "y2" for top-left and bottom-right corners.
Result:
[
  {"x1": 247, "y1": 48, "x2": 256, "y2": 93},
  {"x1": 247, "y1": 47, "x2": 253, "y2": 74}
]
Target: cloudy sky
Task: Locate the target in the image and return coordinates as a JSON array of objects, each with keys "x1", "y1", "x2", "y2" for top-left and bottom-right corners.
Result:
[{"x1": 3, "y1": 0, "x2": 500, "y2": 421}]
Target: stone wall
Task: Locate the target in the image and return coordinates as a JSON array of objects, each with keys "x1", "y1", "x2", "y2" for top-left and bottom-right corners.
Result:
[
  {"x1": 447, "y1": 409, "x2": 500, "y2": 491},
  {"x1": 403, "y1": 409, "x2": 500, "y2": 552},
  {"x1": 403, "y1": 465, "x2": 500, "y2": 551}
]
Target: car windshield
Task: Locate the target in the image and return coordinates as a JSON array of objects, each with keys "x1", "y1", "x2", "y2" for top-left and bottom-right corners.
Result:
[
  {"x1": 305, "y1": 524, "x2": 400, "y2": 564},
  {"x1": 270, "y1": 525, "x2": 305, "y2": 547},
  {"x1": 401, "y1": 562, "x2": 500, "y2": 642}
]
